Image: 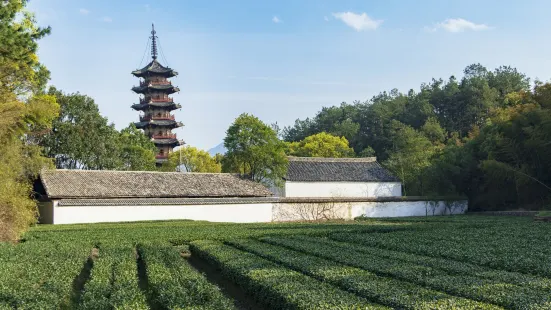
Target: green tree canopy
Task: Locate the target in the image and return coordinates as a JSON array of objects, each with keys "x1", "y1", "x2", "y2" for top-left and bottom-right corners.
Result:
[
  {"x1": 162, "y1": 146, "x2": 221, "y2": 173},
  {"x1": 118, "y1": 124, "x2": 157, "y2": 171},
  {"x1": 286, "y1": 132, "x2": 355, "y2": 158},
  {"x1": 40, "y1": 88, "x2": 156, "y2": 171},
  {"x1": 222, "y1": 113, "x2": 288, "y2": 186}
]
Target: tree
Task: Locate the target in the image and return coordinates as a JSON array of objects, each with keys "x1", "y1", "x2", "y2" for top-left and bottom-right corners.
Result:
[
  {"x1": 384, "y1": 121, "x2": 437, "y2": 196},
  {"x1": 41, "y1": 87, "x2": 121, "y2": 170},
  {"x1": 118, "y1": 124, "x2": 156, "y2": 171},
  {"x1": 163, "y1": 146, "x2": 221, "y2": 173},
  {"x1": 40, "y1": 88, "x2": 156, "y2": 171},
  {"x1": 421, "y1": 117, "x2": 446, "y2": 144},
  {"x1": 222, "y1": 113, "x2": 288, "y2": 186},
  {"x1": 286, "y1": 132, "x2": 355, "y2": 158},
  {"x1": 1, "y1": 0, "x2": 58, "y2": 241}
]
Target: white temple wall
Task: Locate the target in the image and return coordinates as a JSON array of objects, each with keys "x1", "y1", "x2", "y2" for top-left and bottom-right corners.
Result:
[
  {"x1": 284, "y1": 181, "x2": 402, "y2": 198},
  {"x1": 41, "y1": 198, "x2": 467, "y2": 225}
]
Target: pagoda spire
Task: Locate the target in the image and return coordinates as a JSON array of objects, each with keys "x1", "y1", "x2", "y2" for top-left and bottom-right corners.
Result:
[{"x1": 150, "y1": 23, "x2": 158, "y2": 60}]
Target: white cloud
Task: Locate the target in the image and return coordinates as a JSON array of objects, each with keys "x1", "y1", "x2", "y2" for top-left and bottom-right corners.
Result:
[
  {"x1": 332, "y1": 12, "x2": 382, "y2": 31},
  {"x1": 324, "y1": 16, "x2": 329, "y2": 22},
  {"x1": 102, "y1": 16, "x2": 112, "y2": 23},
  {"x1": 272, "y1": 16, "x2": 282, "y2": 23},
  {"x1": 427, "y1": 18, "x2": 491, "y2": 33},
  {"x1": 79, "y1": 8, "x2": 89, "y2": 15}
]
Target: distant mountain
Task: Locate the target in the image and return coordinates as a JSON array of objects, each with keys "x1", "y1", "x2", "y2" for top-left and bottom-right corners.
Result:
[{"x1": 208, "y1": 143, "x2": 227, "y2": 156}]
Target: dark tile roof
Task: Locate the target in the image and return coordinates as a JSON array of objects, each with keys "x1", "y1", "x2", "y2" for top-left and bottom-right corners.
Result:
[
  {"x1": 57, "y1": 197, "x2": 279, "y2": 206},
  {"x1": 152, "y1": 138, "x2": 180, "y2": 146},
  {"x1": 131, "y1": 60, "x2": 177, "y2": 77},
  {"x1": 285, "y1": 157, "x2": 400, "y2": 182},
  {"x1": 131, "y1": 84, "x2": 180, "y2": 94},
  {"x1": 134, "y1": 120, "x2": 183, "y2": 129},
  {"x1": 131, "y1": 102, "x2": 181, "y2": 111},
  {"x1": 40, "y1": 170, "x2": 273, "y2": 199}
]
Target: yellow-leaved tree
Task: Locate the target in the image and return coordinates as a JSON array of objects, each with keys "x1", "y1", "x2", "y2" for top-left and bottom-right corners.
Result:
[
  {"x1": 0, "y1": 0, "x2": 59, "y2": 241},
  {"x1": 162, "y1": 146, "x2": 222, "y2": 173},
  {"x1": 286, "y1": 132, "x2": 355, "y2": 158}
]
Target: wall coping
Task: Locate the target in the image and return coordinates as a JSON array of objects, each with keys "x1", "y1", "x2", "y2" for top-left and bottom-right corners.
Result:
[{"x1": 55, "y1": 196, "x2": 467, "y2": 207}]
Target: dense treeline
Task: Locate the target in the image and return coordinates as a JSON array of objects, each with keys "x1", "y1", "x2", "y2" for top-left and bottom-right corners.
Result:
[
  {"x1": 283, "y1": 65, "x2": 551, "y2": 211},
  {"x1": 39, "y1": 87, "x2": 158, "y2": 171}
]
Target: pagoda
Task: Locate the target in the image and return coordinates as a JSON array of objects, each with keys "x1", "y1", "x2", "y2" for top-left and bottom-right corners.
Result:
[{"x1": 131, "y1": 24, "x2": 183, "y2": 165}]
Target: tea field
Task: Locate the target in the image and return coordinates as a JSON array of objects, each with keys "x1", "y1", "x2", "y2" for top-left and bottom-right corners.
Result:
[{"x1": 1, "y1": 216, "x2": 550, "y2": 309}]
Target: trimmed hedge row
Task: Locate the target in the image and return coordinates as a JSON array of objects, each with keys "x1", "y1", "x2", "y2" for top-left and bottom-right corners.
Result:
[
  {"x1": 261, "y1": 236, "x2": 551, "y2": 309},
  {"x1": 320, "y1": 234, "x2": 551, "y2": 292},
  {"x1": 79, "y1": 245, "x2": 148, "y2": 309},
  {"x1": 0, "y1": 241, "x2": 92, "y2": 309},
  {"x1": 189, "y1": 240, "x2": 387, "y2": 309},
  {"x1": 334, "y1": 223, "x2": 551, "y2": 277},
  {"x1": 227, "y1": 239, "x2": 499, "y2": 310},
  {"x1": 138, "y1": 243, "x2": 235, "y2": 309}
]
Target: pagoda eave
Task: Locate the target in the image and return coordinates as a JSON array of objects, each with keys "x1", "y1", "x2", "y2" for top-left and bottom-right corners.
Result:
[
  {"x1": 152, "y1": 138, "x2": 180, "y2": 147},
  {"x1": 134, "y1": 121, "x2": 184, "y2": 129},
  {"x1": 132, "y1": 59, "x2": 178, "y2": 78},
  {"x1": 132, "y1": 71, "x2": 177, "y2": 78},
  {"x1": 131, "y1": 85, "x2": 179, "y2": 94},
  {"x1": 131, "y1": 102, "x2": 181, "y2": 111}
]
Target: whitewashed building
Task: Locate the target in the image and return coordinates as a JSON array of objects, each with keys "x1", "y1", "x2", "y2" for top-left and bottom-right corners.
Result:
[{"x1": 282, "y1": 157, "x2": 402, "y2": 198}]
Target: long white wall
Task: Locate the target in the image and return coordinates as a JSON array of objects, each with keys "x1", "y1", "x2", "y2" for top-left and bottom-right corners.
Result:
[
  {"x1": 284, "y1": 182, "x2": 402, "y2": 198},
  {"x1": 44, "y1": 198, "x2": 466, "y2": 225},
  {"x1": 50, "y1": 201, "x2": 273, "y2": 225}
]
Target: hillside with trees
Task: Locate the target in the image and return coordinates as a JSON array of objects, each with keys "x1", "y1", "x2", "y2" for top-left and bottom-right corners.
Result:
[{"x1": 283, "y1": 65, "x2": 551, "y2": 211}]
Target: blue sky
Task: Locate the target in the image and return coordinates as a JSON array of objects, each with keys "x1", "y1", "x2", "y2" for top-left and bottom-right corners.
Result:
[{"x1": 29, "y1": 0, "x2": 551, "y2": 150}]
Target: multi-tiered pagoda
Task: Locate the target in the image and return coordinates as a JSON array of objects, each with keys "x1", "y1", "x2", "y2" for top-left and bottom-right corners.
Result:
[{"x1": 132, "y1": 24, "x2": 183, "y2": 165}]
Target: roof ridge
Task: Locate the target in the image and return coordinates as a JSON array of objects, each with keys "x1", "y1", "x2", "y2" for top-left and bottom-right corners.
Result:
[{"x1": 42, "y1": 169, "x2": 239, "y2": 176}]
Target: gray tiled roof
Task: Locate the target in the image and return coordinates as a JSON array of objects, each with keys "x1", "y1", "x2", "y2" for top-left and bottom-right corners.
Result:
[
  {"x1": 57, "y1": 197, "x2": 279, "y2": 206},
  {"x1": 131, "y1": 84, "x2": 180, "y2": 94},
  {"x1": 131, "y1": 102, "x2": 181, "y2": 111},
  {"x1": 40, "y1": 169, "x2": 273, "y2": 199},
  {"x1": 285, "y1": 157, "x2": 400, "y2": 182},
  {"x1": 134, "y1": 120, "x2": 183, "y2": 129},
  {"x1": 131, "y1": 60, "x2": 178, "y2": 77},
  {"x1": 152, "y1": 138, "x2": 180, "y2": 146}
]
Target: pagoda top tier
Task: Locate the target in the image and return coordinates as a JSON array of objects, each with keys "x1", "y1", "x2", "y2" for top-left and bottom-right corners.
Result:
[{"x1": 132, "y1": 59, "x2": 178, "y2": 78}]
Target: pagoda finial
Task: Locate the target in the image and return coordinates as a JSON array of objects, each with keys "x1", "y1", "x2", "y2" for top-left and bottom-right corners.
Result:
[{"x1": 150, "y1": 23, "x2": 158, "y2": 60}]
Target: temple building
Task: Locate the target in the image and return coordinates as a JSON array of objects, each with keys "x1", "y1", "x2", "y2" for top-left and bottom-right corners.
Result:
[{"x1": 131, "y1": 24, "x2": 183, "y2": 165}]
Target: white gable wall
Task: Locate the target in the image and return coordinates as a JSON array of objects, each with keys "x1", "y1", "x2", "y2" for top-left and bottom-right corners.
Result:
[{"x1": 284, "y1": 181, "x2": 402, "y2": 198}]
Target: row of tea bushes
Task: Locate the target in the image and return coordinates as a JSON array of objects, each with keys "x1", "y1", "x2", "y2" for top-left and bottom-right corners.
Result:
[
  {"x1": 261, "y1": 236, "x2": 551, "y2": 309},
  {"x1": 0, "y1": 241, "x2": 92, "y2": 309},
  {"x1": 189, "y1": 240, "x2": 388, "y2": 309},
  {"x1": 138, "y1": 243, "x2": 235, "y2": 309},
  {"x1": 320, "y1": 234, "x2": 551, "y2": 292},
  {"x1": 226, "y1": 239, "x2": 499, "y2": 310},
  {"x1": 79, "y1": 245, "x2": 148, "y2": 310},
  {"x1": 330, "y1": 223, "x2": 551, "y2": 277}
]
